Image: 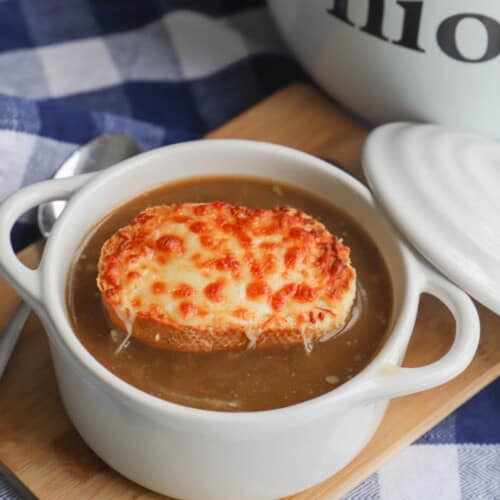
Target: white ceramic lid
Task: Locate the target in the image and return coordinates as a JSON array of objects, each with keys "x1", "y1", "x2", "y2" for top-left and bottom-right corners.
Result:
[{"x1": 363, "y1": 122, "x2": 500, "y2": 315}]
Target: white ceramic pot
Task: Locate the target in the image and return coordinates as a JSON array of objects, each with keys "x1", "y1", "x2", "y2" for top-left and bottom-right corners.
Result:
[
  {"x1": 0, "y1": 141, "x2": 479, "y2": 500},
  {"x1": 268, "y1": 1, "x2": 500, "y2": 139}
]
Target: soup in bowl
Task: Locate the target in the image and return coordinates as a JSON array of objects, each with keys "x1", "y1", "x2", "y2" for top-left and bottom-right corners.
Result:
[
  {"x1": 67, "y1": 175, "x2": 392, "y2": 412},
  {"x1": 0, "y1": 140, "x2": 479, "y2": 499}
]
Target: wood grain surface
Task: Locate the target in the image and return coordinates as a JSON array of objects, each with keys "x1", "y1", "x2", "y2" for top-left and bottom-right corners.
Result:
[{"x1": 0, "y1": 84, "x2": 498, "y2": 500}]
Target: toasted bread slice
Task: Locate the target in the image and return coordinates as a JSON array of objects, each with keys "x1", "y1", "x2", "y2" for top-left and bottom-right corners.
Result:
[{"x1": 97, "y1": 202, "x2": 356, "y2": 352}]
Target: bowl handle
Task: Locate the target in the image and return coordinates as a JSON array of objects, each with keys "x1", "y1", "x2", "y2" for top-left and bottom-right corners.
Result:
[
  {"x1": 367, "y1": 261, "x2": 480, "y2": 399},
  {"x1": 0, "y1": 174, "x2": 92, "y2": 306}
]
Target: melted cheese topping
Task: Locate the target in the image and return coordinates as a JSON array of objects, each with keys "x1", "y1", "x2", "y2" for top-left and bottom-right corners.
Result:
[{"x1": 97, "y1": 202, "x2": 356, "y2": 345}]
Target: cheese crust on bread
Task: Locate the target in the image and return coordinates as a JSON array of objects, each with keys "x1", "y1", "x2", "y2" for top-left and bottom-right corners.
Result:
[{"x1": 97, "y1": 202, "x2": 356, "y2": 352}]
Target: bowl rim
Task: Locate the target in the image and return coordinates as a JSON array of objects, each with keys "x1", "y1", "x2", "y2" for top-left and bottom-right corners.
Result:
[{"x1": 40, "y1": 139, "x2": 418, "y2": 425}]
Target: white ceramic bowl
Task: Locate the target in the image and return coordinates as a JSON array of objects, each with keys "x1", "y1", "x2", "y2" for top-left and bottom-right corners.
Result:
[
  {"x1": 268, "y1": 1, "x2": 500, "y2": 139},
  {"x1": 0, "y1": 141, "x2": 479, "y2": 500}
]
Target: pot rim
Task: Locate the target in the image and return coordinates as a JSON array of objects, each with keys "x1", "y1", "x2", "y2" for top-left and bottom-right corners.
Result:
[{"x1": 40, "y1": 139, "x2": 417, "y2": 425}]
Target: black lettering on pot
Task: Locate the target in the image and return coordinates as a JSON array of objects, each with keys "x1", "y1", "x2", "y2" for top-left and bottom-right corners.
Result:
[
  {"x1": 327, "y1": 0, "x2": 354, "y2": 26},
  {"x1": 360, "y1": 0, "x2": 389, "y2": 41},
  {"x1": 437, "y1": 14, "x2": 500, "y2": 62},
  {"x1": 392, "y1": 1, "x2": 425, "y2": 52}
]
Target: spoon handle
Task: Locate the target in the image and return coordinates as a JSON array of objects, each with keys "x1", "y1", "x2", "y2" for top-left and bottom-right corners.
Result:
[{"x1": 0, "y1": 302, "x2": 31, "y2": 380}]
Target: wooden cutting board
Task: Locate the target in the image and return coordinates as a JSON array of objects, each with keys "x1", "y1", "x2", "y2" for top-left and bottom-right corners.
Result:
[{"x1": 0, "y1": 84, "x2": 498, "y2": 500}]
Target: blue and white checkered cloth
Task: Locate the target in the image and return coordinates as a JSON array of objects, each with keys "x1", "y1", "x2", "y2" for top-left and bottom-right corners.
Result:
[{"x1": 0, "y1": 2, "x2": 498, "y2": 499}]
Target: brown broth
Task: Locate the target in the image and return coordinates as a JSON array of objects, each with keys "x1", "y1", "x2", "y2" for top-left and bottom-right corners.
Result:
[{"x1": 67, "y1": 176, "x2": 393, "y2": 412}]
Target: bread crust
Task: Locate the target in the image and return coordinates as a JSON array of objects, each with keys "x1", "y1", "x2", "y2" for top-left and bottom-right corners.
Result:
[{"x1": 97, "y1": 202, "x2": 356, "y2": 352}]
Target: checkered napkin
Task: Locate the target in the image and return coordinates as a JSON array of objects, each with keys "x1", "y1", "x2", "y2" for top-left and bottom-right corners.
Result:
[{"x1": 0, "y1": 2, "x2": 498, "y2": 499}]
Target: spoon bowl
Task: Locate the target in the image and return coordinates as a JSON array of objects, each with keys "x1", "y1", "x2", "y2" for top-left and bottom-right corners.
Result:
[{"x1": 38, "y1": 134, "x2": 141, "y2": 237}]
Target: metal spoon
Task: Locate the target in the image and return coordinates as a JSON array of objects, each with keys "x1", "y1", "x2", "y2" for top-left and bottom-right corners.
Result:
[{"x1": 0, "y1": 134, "x2": 141, "y2": 379}]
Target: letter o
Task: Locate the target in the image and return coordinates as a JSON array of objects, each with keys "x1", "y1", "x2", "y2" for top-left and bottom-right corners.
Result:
[{"x1": 437, "y1": 13, "x2": 500, "y2": 62}]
